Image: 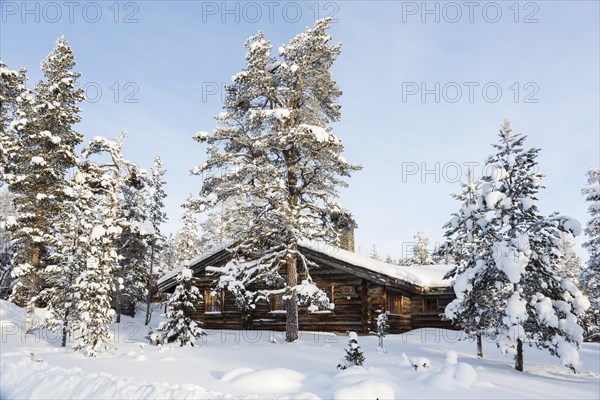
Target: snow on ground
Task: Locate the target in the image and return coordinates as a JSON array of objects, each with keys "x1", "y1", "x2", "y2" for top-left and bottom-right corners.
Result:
[{"x1": 1, "y1": 300, "x2": 599, "y2": 399}]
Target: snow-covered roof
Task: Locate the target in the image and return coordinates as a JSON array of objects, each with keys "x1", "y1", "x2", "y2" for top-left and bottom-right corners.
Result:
[
  {"x1": 298, "y1": 239, "x2": 453, "y2": 288},
  {"x1": 157, "y1": 239, "x2": 454, "y2": 290},
  {"x1": 157, "y1": 241, "x2": 233, "y2": 286}
]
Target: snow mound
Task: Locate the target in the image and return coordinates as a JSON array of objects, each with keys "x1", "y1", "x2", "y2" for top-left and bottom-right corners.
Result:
[
  {"x1": 424, "y1": 362, "x2": 478, "y2": 389},
  {"x1": 333, "y1": 378, "x2": 395, "y2": 400},
  {"x1": 219, "y1": 367, "x2": 255, "y2": 382},
  {"x1": 0, "y1": 359, "x2": 223, "y2": 399},
  {"x1": 223, "y1": 367, "x2": 305, "y2": 393},
  {"x1": 446, "y1": 351, "x2": 458, "y2": 365},
  {"x1": 410, "y1": 356, "x2": 431, "y2": 371},
  {"x1": 331, "y1": 367, "x2": 397, "y2": 400},
  {"x1": 0, "y1": 299, "x2": 25, "y2": 323}
]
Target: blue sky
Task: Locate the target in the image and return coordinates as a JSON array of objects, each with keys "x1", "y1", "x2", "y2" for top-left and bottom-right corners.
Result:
[{"x1": 1, "y1": 1, "x2": 598, "y2": 259}]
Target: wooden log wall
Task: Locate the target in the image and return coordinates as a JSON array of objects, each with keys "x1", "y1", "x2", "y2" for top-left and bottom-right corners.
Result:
[{"x1": 174, "y1": 250, "x2": 458, "y2": 334}]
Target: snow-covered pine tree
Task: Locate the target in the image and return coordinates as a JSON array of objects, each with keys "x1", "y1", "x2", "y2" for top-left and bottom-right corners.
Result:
[
  {"x1": 0, "y1": 61, "x2": 27, "y2": 299},
  {"x1": 71, "y1": 161, "x2": 120, "y2": 356},
  {"x1": 412, "y1": 232, "x2": 433, "y2": 265},
  {"x1": 337, "y1": 331, "x2": 365, "y2": 369},
  {"x1": 2, "y1": 38, "x2": 84, "y2": 332},
  {"x1": 197, "y1": 209, "x2": 224, "y2": 252},
  {"x1": 157, "y1": 267, "x2": 204, "y2": 347},
  {"x1": 0, "y1": 62, "x2": 24, "y2": 297},
  {"x1": 440, "y1": 168, "x2": 497, "y2": 359},
  {"x1": 117, "y1": 170, "x2": 151, "y2": 320},
  {"x1": 0, "y1": 59, "x2": 28, "y2": 185},
  {"x1": 369, "y1": 245, "x2": 381, "y2": 261},
  {"x1": 82, "y1": 133, "x2": 146, "y2": 324},
  {"x1": 384, "y1": 254, "x2": 394, "y2": 264},
  {"x1": 197, "y1": 195, "x2": 240, "y2": 252},
  {"x1": 161, "y1": 233, "x2": 176, "y2": 271},
  {"x1": 580, "y1": 167, "x2": 600, "y2": 337},
  {"x1": 41, "y1": 170, "x2": 95, "y2": 347},
  {"x1": 191, "y1": 18, "x2": 360, "y2": 342},
  {"x1": 145, "y1": 156, "x2": 168, "y2": 325},
  {"x1": 479, "y1": 119, "x2": 589, "y2": 372},
  {"x1": 555, "y1": 232, "x2": 584, "y2": 283},
  {"x1": 0, "y1": 190, "x2": 17, "y2": 299},
  {"x1": 172, "y1": 201, "x2": 201, "y2": 268}
]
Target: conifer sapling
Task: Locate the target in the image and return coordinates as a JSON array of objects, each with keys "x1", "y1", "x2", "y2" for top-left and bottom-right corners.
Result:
[
  {"x1": 158, "y1": 267, "x2": 205, "y2": 347},
  {"x1": 337, "y1": 331, "x2": 365, "y2": 369}
]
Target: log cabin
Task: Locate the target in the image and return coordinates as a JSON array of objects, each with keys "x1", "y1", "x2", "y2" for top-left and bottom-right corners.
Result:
[{"x1": 157, "y1": 236, "x2": 456, "y2": 334}]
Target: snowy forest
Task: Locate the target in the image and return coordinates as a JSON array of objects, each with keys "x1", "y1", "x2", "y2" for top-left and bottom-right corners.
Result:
[{"x1": 1, "y1": 15, "x2": 599, "y2": 400}]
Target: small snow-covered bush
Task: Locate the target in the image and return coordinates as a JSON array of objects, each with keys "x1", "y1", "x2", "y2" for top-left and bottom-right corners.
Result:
[
  {"x1": 446, "y1": 351, "x2": 458, "y2": 365},
  {"x1": 146, "y1": 327, "x2": 164, "y2": 346},
  {"x1": 410, "y1": 357, "x2": 431, "y2": 372},
  {"x1": 337, "y1": 332, "x2": 365, "y2": 370},
  {"x1": 370, "y1": 312, "x2": 389, "y2": 352}
]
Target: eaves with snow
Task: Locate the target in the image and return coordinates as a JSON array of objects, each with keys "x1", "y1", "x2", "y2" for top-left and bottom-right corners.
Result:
[{"x1": 157, "y1": 239, "x2": 454, "y2": 292}]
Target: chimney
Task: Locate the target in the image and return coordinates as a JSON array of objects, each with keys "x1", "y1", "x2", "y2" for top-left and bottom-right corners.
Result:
[
  {"x1": 339, "y1": 227, "x2": 355, "y2": 253},
  {"x1": 332, "y1": 210, "x2": 357, "y2": 253}
]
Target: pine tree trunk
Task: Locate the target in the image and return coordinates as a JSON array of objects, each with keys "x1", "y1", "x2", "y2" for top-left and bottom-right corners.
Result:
[
  {"x1": 477, "y1": 334, "x2": 483, "y2": 359},
  {"x1": 285, "y1": 249, "x2": 299, "y2": 342},
  {"x1": 25, "y1": 244, "x2": 41, "y2": 333},
  {"x1": 515, "y1": 338, "x2": 524, "y2": 371},
  {"x1": 283, "y1": 143, "x2": 299, "y2": 343},
  {"x1": 61, "y1": 307, "x2": 70, "y2": 347},
  {"x1": 145, "y1": 245, "x2": 154, "y2": 325}
]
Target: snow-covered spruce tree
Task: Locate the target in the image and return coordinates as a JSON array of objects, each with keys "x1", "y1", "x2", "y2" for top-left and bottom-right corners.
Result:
[
  {"x1": 117, "y1": 170, "x2": 151, "y2": 319},
  {"x1": 2, "y1": 38, "x2": 84, "y2": 332},
  {"x1": 161, "y1": 233, "x2": 176, "y2": 271},
  {"x1": 82, "y1": 133, "x2": 147, "y2": 323},
  {"x1": 556, "y1": 232, "x2": 584, "y2": 283},
  {"x1": 0, "y1": 190, "x2": 17, "y2": 299},
  {"x1": 479, "y1": 119, "x2": 589, "y2": 372},
  {"x1": 439, "y1": 168, "x2": 498, "y2": 359},
  {"x1": 40, "y1": 171, "x2": 95, "y2": 347},
  {"x1": 0, "y1": 61, "x2": 27, "y2": 299},
  {"x1": 145, "y1": 156, "x2": 168, "y2": 325},
  {"x1": 172, "y1": 200, "x2": 201, "y2": 268},
  {"x1": 337, "y1": 332, "x2": 365, "y2": 369},
  {"x1": 411, "y1": 232, "x2": 433, "y2": 265},
  {"x1": 71, "y1": 161, "x2": 120, "y2": 356},
  {"x1": 157, "y1": 267, "x2": 204, "y2": 347},
  {"x1": 369, "y1": 245, "x2": 381, "y2": 261},
  {"x1": 580, "y1": 167, "x2": 600, "y2": 337},
  {"x1": 0, "y1": 59, "x2": 28, "y2": 185},
  {"x1": 191, "y1": 18, "x2": 360, "y2": 342}
]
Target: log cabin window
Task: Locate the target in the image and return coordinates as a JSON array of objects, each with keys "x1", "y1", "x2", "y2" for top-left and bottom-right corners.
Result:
[
  {"x1": 387, "y1": 293, "x2": 403, "y2": 315},
  {"x1": 205, "y1": 290, "x2": 224, "y2": 313},
  {"x1": 424, "y1": 297, "x2": 438, "y2": 312},
  {"x1": 270, "y1": 293, "x2": 286, "y2": 312}
]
